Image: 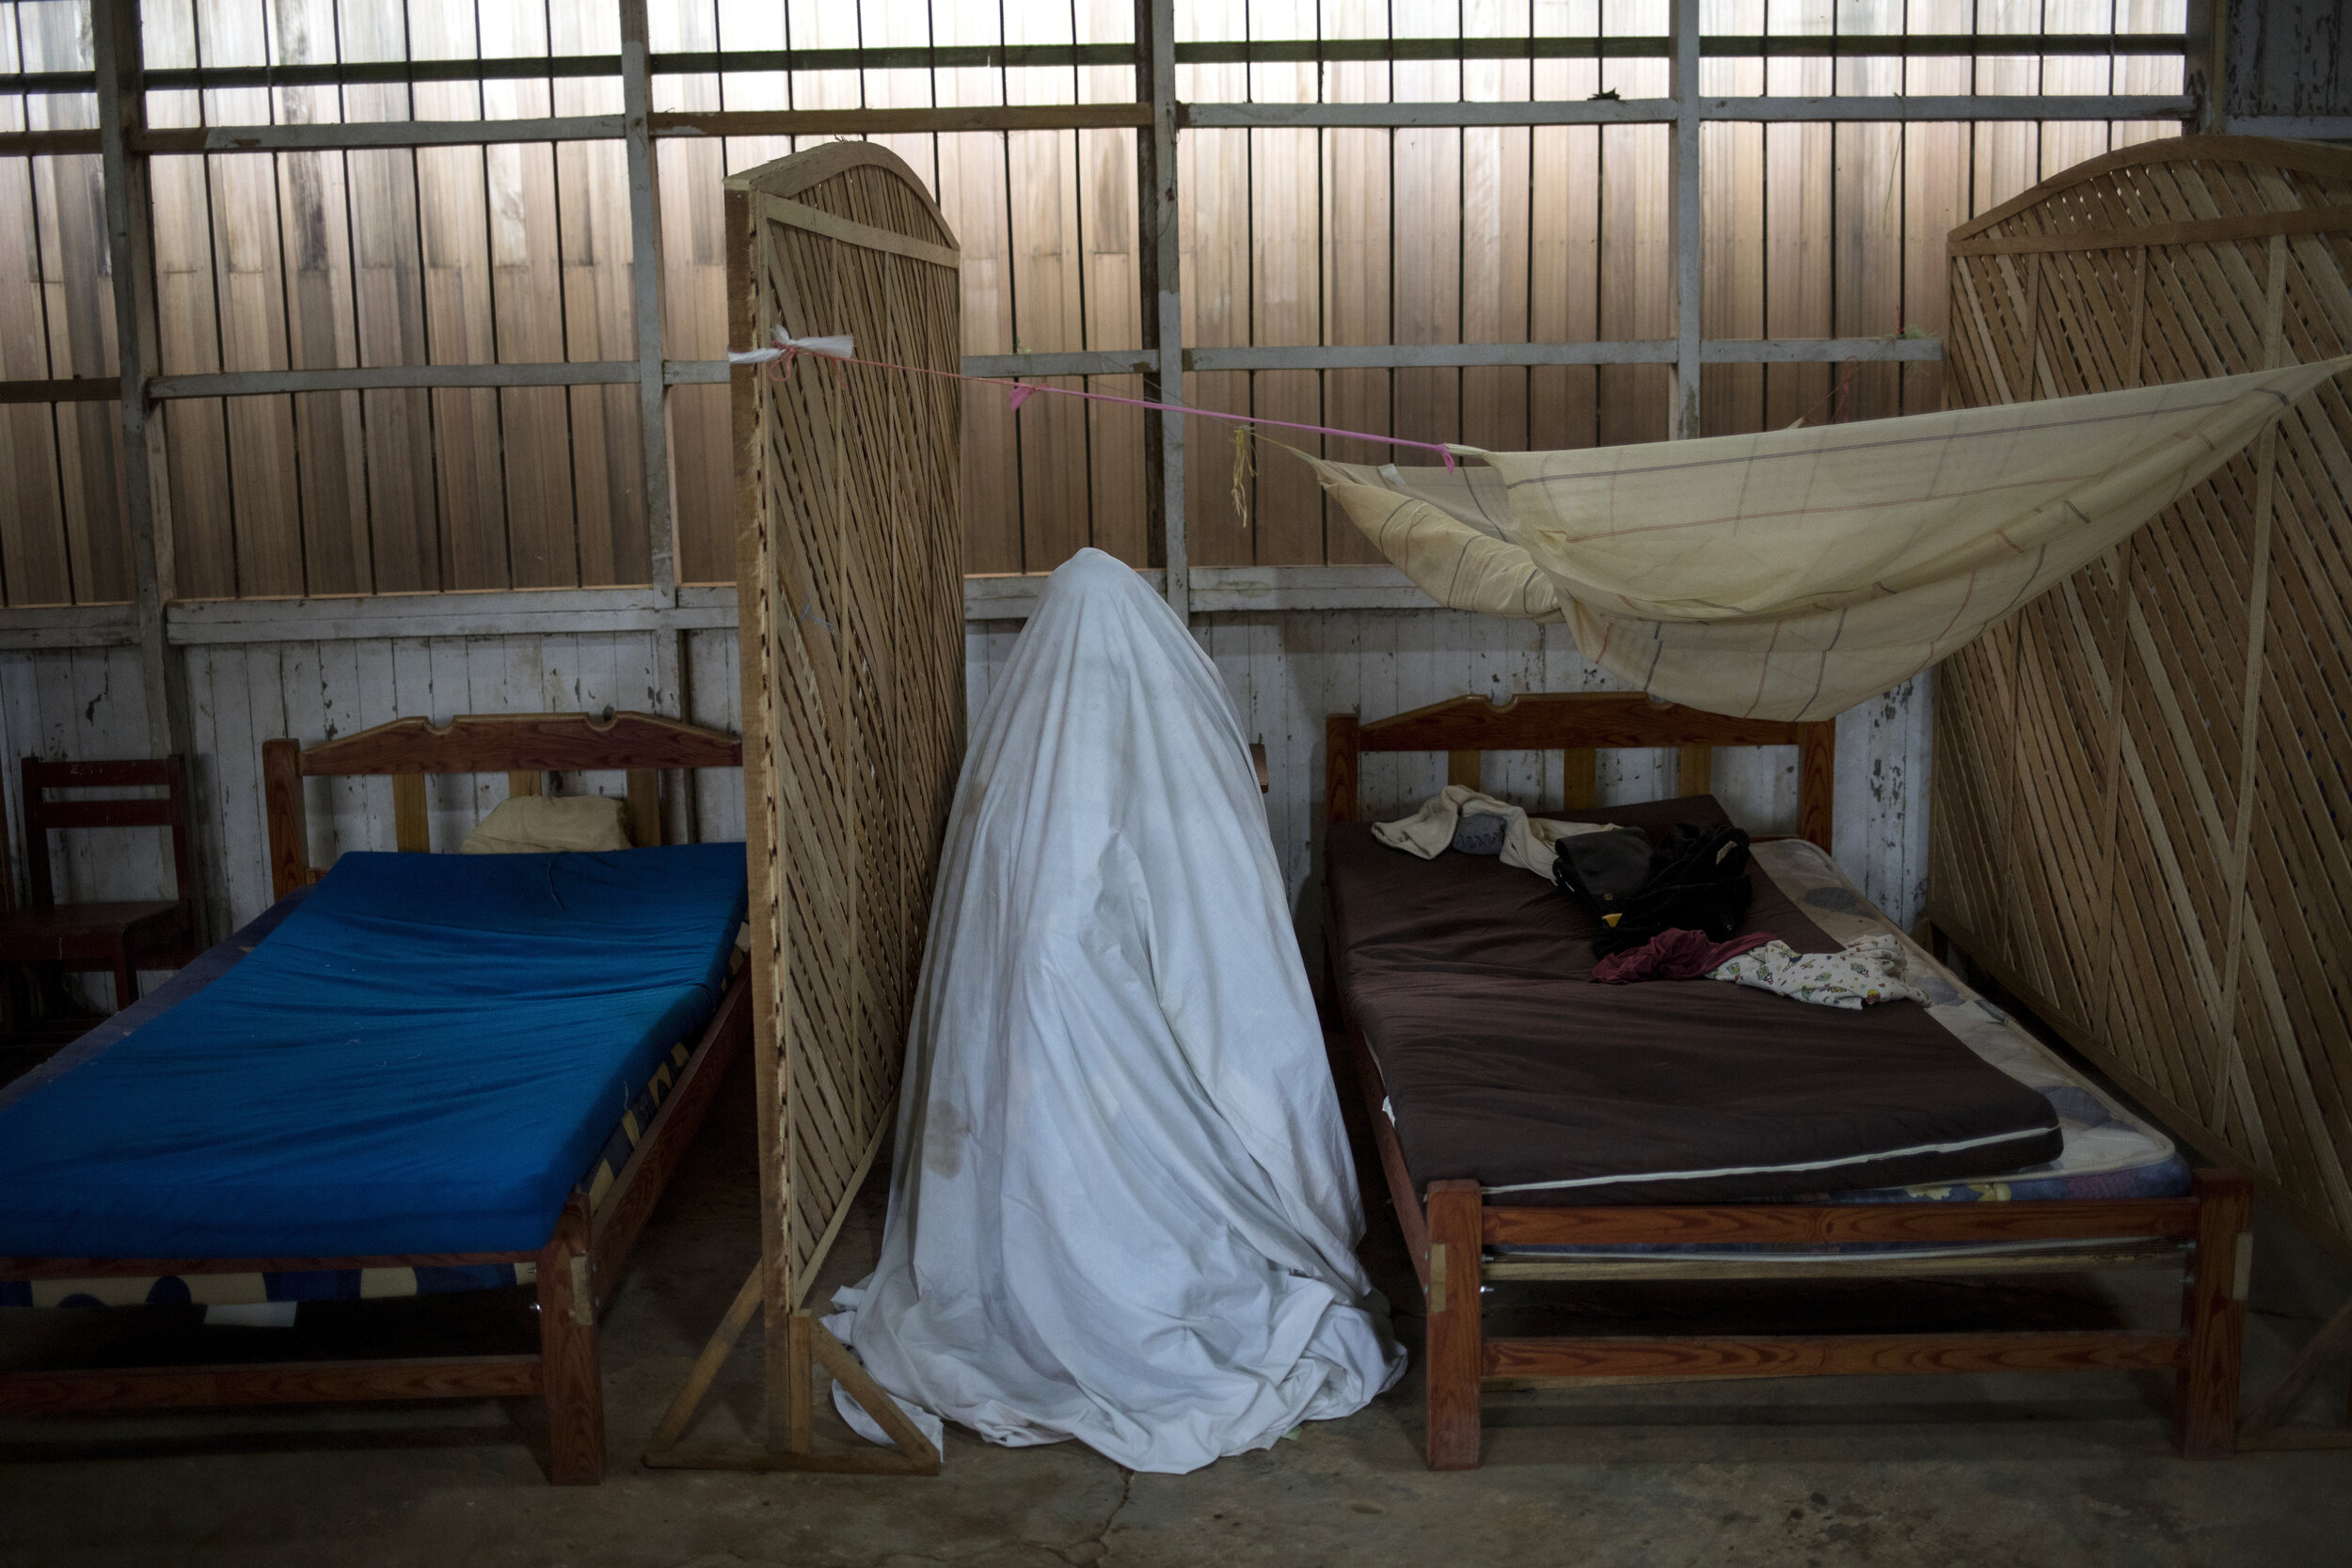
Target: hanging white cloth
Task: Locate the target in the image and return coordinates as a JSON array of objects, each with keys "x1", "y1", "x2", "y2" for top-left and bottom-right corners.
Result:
[
  {"x1": 827, "y1": 548, "x2": 1403, "y2": 1474},
  {"x1": 1302, "y1": 358, "x2": 2351, "y2": 721}
]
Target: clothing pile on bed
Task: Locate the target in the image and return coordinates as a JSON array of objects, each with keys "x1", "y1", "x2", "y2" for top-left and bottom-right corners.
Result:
[
  {"x1": 1380, "y1": 785, "x2": 1928, "y2": 1007},
  {"x1": 827, "y1": 549, "x2": 1402, "y2": 1476}
]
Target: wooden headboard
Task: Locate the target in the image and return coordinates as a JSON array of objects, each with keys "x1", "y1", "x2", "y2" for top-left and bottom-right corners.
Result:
[
  {"x1": 261, "y1": 711, "x2": 744, "y2": 899},
  {"x1": 1327, "y1": 691, "x2": 1835, "y2": 849}
]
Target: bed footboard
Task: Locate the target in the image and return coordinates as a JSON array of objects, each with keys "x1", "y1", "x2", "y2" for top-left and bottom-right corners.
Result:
[
  {"x1": 1329, "y1": 988, "x2": 2255, "y2": 1470},
  {"x1": 0, "y1": 967, "x2": 754, "y2": 1485}
]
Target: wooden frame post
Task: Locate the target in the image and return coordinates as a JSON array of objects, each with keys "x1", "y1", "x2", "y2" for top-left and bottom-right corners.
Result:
[
  {"x1": 537, "y1": 1195, "x2": 606, "y2": 1485},
  {"x1": 2177, "y1": 1167, "x2": 2253, "y2": 1458},
  {"x1": 1423, "y1": 1180, "x2": 1486, "y2": 1471}
]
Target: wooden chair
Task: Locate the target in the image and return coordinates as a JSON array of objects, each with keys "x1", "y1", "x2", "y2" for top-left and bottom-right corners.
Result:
[{"x1": 0, "y1": 757, "x2": 197, "y2": 1011}]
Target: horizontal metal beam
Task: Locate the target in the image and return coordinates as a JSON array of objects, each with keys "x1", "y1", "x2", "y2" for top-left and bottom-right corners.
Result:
[
  {"x1": 2225, "y1": 116, "x2": 2352, "y2": 141},
  {"x1": 0, "y1": 377, "x2": 120, "y2": 404},
  {"x1": 9, "y1": 338, "x2": 1939, "y2": 408},
  {"x1": 1187, "y1": 99, "x2": 1681, "y2": 128},
  {"x1": 132, "y1": 118, "x2": 625, "y2": 153},
  {"x1": 1704, "y1": 93, "x2": 2193, "y2": 121},
  {"x1": 0, "y1": 572, "x2": 1433, "y2": 641},
  {"x1": 1177, "y1": 33, "x2": 2188, "y2": 62},
  {"x1": 1186, "y1": 94, "x2": 2191, "y2": 128},
  {"x1": 964, "y1": 565, "x2": 1439, "y2": 618},
  {"x1": 1190, "y1": 341, "x2": 1675, "y2": 370},
  {"x1": 0, "y1": 35, "x2": 2193, "y2": 97},
  {"x1": 1189, "y1": 337, "x2": 1939, "y2": 371},
  {"x1": 1700, "y1": 336, "x2": 1942, "y2": 362},
  {"x1": 0, "y1": 605, "x2": 137, "y2": 651},
  {"x1": 148, "y1": 362, "x2": 640, "y2": 399},
  {"x1": 168, "y1": 587, "x2": 737, "y2": 644},
  {"x1": 0, "y1": 95, "x2": 2194, "y2": 162},
  {"x1": 652, "y1": 105, "x2": 1152, "y2": 136},
  {"x1": 964, "y1": 569, "x2": 1165, "y2": 621},
  {"x1": 1190, "y1": 564, "x2": 1432, "y2": 613},
  {"x1": 0, "y1": 129, "x2": 102, "y2": 155},
  {"x1": 963, "y1": 350, "x2": 1159, "y2": 377}
]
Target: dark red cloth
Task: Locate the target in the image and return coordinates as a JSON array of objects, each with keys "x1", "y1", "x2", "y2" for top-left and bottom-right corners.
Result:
[{"x1": 1590, "y1": 927, "x2": 1777, "y2": 983}]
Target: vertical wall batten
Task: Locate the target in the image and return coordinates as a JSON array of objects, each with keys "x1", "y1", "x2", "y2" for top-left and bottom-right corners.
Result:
[
  {"x1": 92, "y1": 0, "x2": 192, "y2": 785},
  {"x1": 1668, "y1": 0, "x2": 1702, "y2": 438},
  {"x1": 619, "y1": 0, "x2": 683, "y2": 720},
  {"x1": 1139, "y1": 0, "x2": 1186, "y2": 616}
]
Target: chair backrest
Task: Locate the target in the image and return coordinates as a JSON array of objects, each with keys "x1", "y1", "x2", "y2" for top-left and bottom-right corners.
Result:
[
  {"x1": 18, "y1": 756, "x2": 194, "y2": 911},
  {"x1": 1327, "y1": 691, "x2": 1836, "y2": 850}
]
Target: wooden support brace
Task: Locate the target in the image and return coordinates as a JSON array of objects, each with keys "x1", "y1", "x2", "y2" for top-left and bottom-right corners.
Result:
[
  {"x1": 392, "y1": 775, "x2": 429, "y2": 853},
  {"x1": 2238, "y1": 1291, "x2": 2352, "y2": 1449},
  {"x1": 645, "y1": 1262, "x2": 762, "y2": 1457},
  {"x1": 626, "y1": 768, "x2": 661, "y2": 846},
  {"x1": 1677, "y1": 744, "x2": 1711, "y2": 798},
  {"x1": 1562, "y1": 747, "x2": 1597, "y2": 810},
  {"x1": 643, "y1": 1310, "x2": 942, "y2": 1476},
  {"x1": 1326, "y1": 714, "x2": 1361, "y2": 825}
]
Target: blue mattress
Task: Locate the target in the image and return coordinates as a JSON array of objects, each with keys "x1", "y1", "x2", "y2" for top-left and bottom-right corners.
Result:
[{"x1": 0, "y1": 845, "x2": 747, "y2": 1259}]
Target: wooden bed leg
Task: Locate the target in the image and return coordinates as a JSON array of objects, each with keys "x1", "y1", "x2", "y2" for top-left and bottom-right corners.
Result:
[
  {"x1": 539, "y1": 1196, "x2": 607, "y2": 1484},
  {"x1": 1424, "y1": 1180, "x2": 1485, "y2": 1472},
  {"x1": 2176, "y1": 1168, "x2": 2253, "y2": 1458}
]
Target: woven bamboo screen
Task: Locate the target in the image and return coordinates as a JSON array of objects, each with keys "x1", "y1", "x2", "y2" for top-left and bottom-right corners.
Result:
[
  {"x1": 1931, "y1": 135, "x2": 2352, "y2": 1253},
  {"x1": 725, "y1": 144, "x2": 965, "y2": 1320}
]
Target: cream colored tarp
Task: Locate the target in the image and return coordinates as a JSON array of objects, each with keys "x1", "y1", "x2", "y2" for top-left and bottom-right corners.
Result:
[{"x1": 1302, "y1": 359, "x2": 2350, "y2": 721}]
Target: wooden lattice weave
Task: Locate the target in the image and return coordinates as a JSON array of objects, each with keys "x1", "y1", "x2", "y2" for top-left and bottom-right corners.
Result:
[
  {"x1": 1932, "y1": 135, "x2": 2352, "y2": 1253},
  {"x1": 725, "y1": 144, "x2": 965, "y2": 1314}
]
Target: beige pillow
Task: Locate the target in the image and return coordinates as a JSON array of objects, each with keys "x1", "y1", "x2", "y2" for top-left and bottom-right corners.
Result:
[{"x1": 459, "y1": 794, "x2": 634, "y2": 854}]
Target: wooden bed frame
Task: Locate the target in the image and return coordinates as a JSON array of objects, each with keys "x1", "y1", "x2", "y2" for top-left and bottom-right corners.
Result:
[
  {"x1": 1325, "y1": 691, "x2": 2255, "y2": 1469},
  {"x1": 0, "y1": 711, "x2": 751, "y2": 1485}
]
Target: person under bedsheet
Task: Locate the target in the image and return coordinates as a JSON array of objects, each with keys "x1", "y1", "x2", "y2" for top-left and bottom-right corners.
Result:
[{"x1": 825, "y1": 549, "x2": 1404, "y2": 1475}]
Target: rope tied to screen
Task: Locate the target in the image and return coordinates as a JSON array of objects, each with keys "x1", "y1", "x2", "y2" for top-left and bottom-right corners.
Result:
[{"x1": 731, "y1": 325, "x2": 1470, "y2": 480}]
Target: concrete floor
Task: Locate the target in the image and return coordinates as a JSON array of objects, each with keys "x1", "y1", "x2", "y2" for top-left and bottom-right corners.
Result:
[{"x1": 7, "y1": 1050, "x2": 2352, "y2": 1568}]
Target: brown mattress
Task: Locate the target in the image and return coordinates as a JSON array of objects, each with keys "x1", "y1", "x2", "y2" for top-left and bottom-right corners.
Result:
[{"x1": 1325, "y1": 796, "x2": 2063, "y2": 1204}]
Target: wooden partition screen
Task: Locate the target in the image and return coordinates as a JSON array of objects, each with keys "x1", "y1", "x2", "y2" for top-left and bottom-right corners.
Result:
[
  {"x1": 1931, "y1": 136, "x2": 2352, "y2": 1448},
  {"x1": 649, "y1": 142, "x2": 966, "y2": 1474}
]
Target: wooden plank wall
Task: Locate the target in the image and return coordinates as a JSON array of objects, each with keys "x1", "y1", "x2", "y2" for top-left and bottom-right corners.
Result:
[
  {"x1": 0, "y1": 0, "x2": 2192, "y2": 603},
  {"x1": 0, "y1": 608, "x2": 1926, "y2": 1003},
  {"x1": 0, "y1": 1, "x2": 127, "y2": 608},
  {"x1": 2222, "y1": 0, "x2": 2352, "y2": 120}
]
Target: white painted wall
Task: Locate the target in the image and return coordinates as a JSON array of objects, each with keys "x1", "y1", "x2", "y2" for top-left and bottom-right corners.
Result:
[
  {"x1": 0, "y1": 607, "x2": 1929, "y2": 1010},
  {"x1": 970, "y1": 609, "x2": 1931, "y2": 962}
]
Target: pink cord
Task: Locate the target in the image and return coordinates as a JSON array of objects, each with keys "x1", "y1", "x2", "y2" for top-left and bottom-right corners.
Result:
[{"x1": 760, "y1": 341, "x2": 1461, "y2": 471}]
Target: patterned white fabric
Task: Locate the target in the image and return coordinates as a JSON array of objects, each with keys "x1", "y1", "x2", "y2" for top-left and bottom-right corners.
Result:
[
  {"x1": 1708, "y1": 931, "x2": 1926, "y2": 1010},
  {"x1": 1372, "y1": 785, "x2": 1613, "y2": 881}
]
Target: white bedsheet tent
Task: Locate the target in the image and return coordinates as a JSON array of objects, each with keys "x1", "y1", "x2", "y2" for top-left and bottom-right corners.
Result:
[{"x1": 829, "y1": 548, "x2": 1402, "y2": 1473}]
